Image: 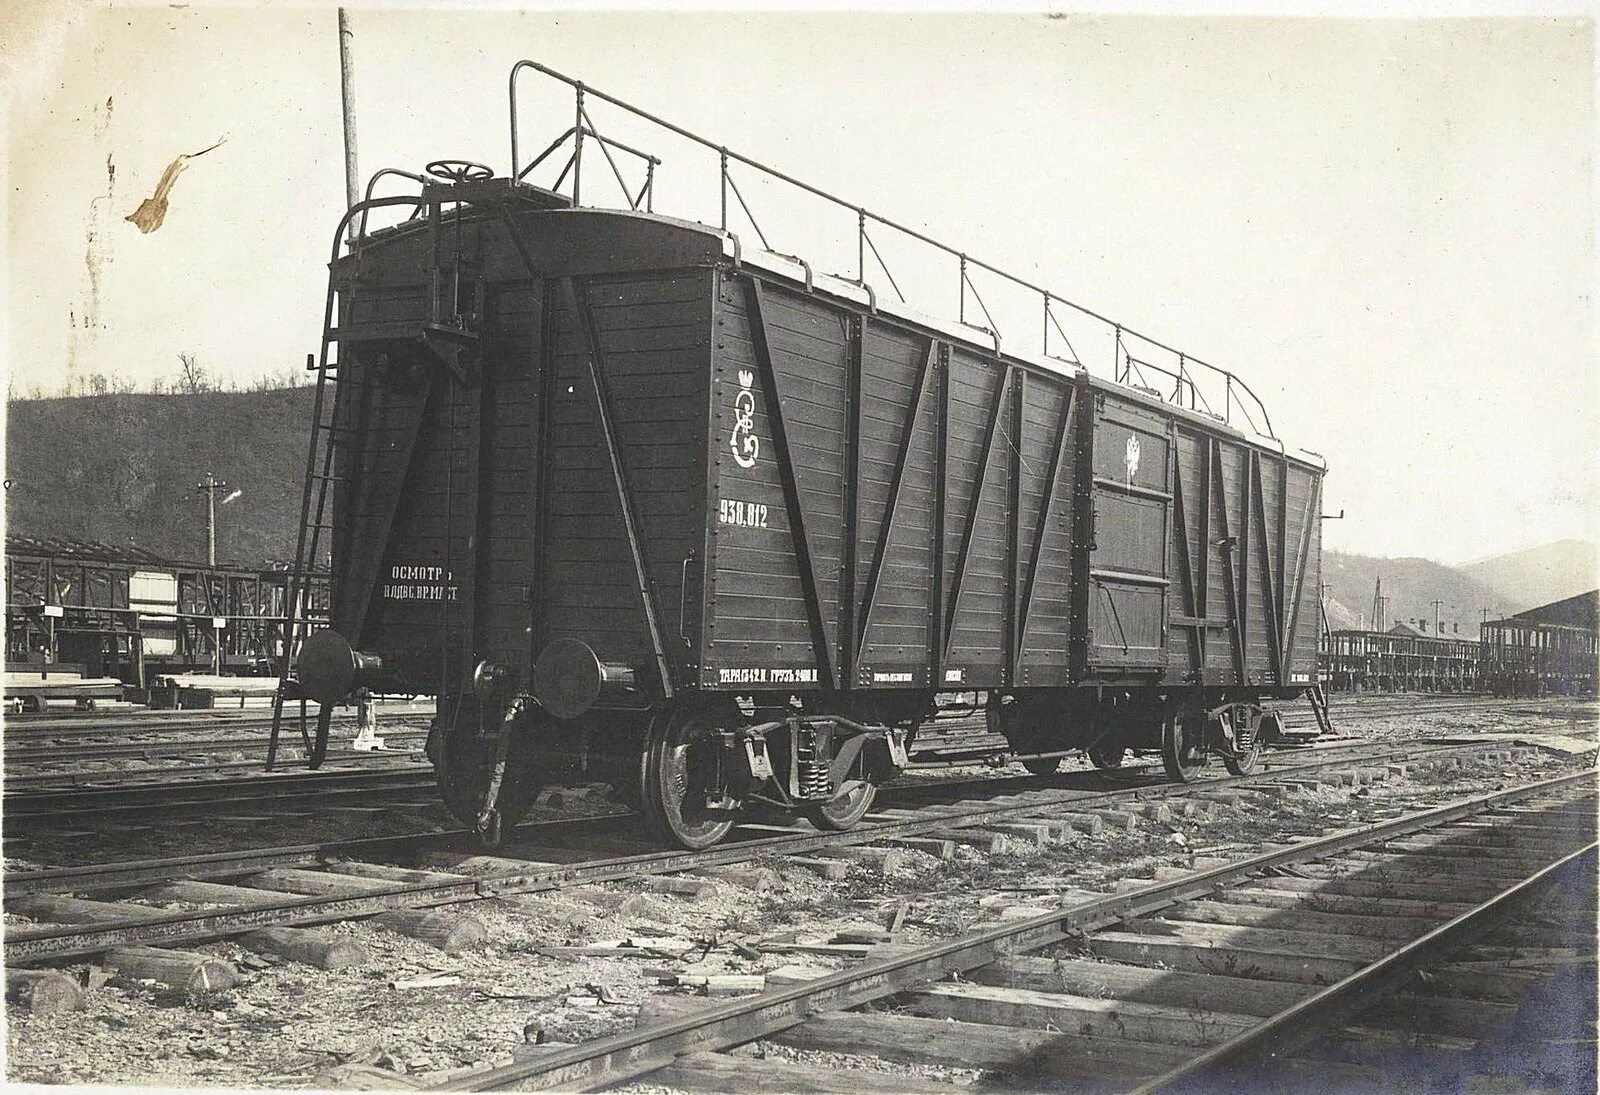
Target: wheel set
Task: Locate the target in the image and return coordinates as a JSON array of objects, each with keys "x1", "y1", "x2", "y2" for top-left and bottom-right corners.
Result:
[
  {"x1": 431, "y1": 697, "x2": 895, "y2": 850},
  {"x1": 430, "y1": 693, "x2": 1272, "y2": 849}
]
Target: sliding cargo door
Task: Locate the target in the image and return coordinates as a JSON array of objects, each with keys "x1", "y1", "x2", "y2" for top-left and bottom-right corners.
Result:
[{"x1": 1084, "y1": 392, "x2": 1171, "y2": 672}]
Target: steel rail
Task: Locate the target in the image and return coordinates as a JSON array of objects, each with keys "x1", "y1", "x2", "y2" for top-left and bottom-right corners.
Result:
[
  {"x1": 1, "y1": 738, "x2": 1533, "y2": 963},
  {"x1": 4, "y1": 766, "x2": 436, "y2": 825},
  {"x1": 1134, "y1": 839, "x2": 1599, "y2": 1093},
  {"x1": 4, "y1": 728, "x2": 426, "y2": 766},
  {"x1": 430, "y1": 767, "x2": 1597, "y2": 1092},
  {"x1": 4, "y1": 700, "x2": 435, "y2": 733},
  {"x1": 4, "y1": 752, "x2": 426, "y2": 794}
]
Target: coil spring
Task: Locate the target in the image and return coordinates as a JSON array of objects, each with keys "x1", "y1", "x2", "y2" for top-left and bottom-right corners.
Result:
[
  {"x1": 795, "y1": 729, "x2": 831, "y2": 799},
  {"x1": 1233, "y1": 710, "x2": 1257, "y2": 751}
]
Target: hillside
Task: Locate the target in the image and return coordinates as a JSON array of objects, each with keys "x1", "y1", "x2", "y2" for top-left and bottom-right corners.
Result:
[
  {"x1": 1461, "y1": 539, "x2": 1599, "y2": 611},
  {"x1": 5, "y1": 390, "x2": 1592, "y2": 637},
  {"x1": 5, "y1": 388, "x2": 315, "y2": 566},
  {"x1": 1320, "y1": 550, "x2": 1514, "y2": 637}
]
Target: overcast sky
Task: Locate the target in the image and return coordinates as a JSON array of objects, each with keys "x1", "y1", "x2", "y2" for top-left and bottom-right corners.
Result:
[{"x1": 4, "y1": 5, "x2": 1594, "y2": 565}]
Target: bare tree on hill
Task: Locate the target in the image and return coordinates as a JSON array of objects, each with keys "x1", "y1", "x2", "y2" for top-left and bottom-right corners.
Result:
[{"x1": 177, "y1": 351, "x2": 212, "y2": 394}]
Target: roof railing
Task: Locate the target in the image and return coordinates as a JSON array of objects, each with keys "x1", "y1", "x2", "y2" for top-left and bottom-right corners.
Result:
[{"x1": 506, "y1": 59, "x2": 1277, "y2": 440}]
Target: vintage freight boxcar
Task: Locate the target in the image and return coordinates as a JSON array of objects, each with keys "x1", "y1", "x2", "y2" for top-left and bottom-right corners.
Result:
[{"x1": 283, "y1": 62, "x2": 1326, "y2": 847}]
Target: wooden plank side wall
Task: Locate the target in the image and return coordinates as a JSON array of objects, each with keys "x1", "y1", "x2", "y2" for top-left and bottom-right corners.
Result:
[
  {"x1": 1165, "y1": 426, "x2": 1325, "y2": 688},
  {"x1": 1015, "y1": 374, "x2": 1076, "y2": 686},
  {"x1": 540, "y1": 273, "x2": 711, "y2": 677},
  {"x1": 334, "y1": 251, "x2": 710, "y2": 693},
  {"x1": 855, "y1": 327, "x2": 938, "y2": 673},
  {"x1": 707, "y1": 278, "x2": 834, "y2": 676},
  {"x1": 706, "y1": 275, "x2": 1086, "y2": 691},
  {"x1": 942, "y1": 349, "x2": 1013, "y2": 680}
]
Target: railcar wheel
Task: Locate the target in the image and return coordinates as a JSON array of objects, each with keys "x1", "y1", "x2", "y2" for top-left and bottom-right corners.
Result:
[
  {"x1": 641, "y1": 708, "x2": 738, "y2": 850},
  {"x1": 803, "y1": 780, "x2": 877, "y2": 831},
  {"x1": 1085, "y1": 736, "x2": 1128, "y2": 771},
  {"x1": 1161, "y1": 713, "x2": 1208, "y2": 783},
  {"x1": 1020, "y1": 756, "x2": 1062, "y2": 776},
  {"x1": 1222, "y1": 706, "x2": 1264, "y2": 776},
  {"x1": 431, "y1": 697, "x2": 541, "y2": 845}
]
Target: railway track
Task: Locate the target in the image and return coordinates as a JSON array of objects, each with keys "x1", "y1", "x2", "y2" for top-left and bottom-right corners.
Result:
[
  {"x1": 0, "y1": 716, "x2": 1355, "y2": 830},
  {"x1": 3, "y1": 727, "x2": 429, "y2": 769},
  {"x1": 2, "y1": 763, "x2": 439, "y2": 830},
  {"x1": 3, "y1": 697, "x2": 435, "y2": 726},
  {"x1": 7, "y1": 694, "x2": 1575, "y2": 789},
  {"x1": 426, "y1": 766, "x2": 1597, "y2": 1093},
  {"x1": 2, "y1": 746, "x2": 428, "y2": 795},
  {"x1": 909, "y1": 695, "x2": 1589, "y2": 765},
  {"x1": 1, "y1": 737, "x2": 1553, "y2": 966}
]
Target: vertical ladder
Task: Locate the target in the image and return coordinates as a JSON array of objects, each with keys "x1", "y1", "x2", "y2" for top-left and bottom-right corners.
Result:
[{"x1": 267, "y1": 332, "x2": 349, "y2": 770}]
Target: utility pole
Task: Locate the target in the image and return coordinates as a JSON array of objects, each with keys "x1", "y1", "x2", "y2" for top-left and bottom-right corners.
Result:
[
  {"x1": 196, "y1": 473, "x2": 228, "y2": 566},
  {"x1": 338, "y1": 8, "x2": 360, "y2": 244},
  {"x1": 1429, "y1": 598, "x2": 1446, "y2": 635},
  {"x1": 196, "y1": 472, "x2": 229, "y2": 676}
]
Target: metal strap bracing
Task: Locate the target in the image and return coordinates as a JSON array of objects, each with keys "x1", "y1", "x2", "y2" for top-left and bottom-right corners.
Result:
[
  {"x1": 1281, "y1": 470, "x2": 1321, "y2": 675},
  {"x1": 854, "y1": 338, "x2": 937, "y2": 662},
  {"x1": 837, "y1": 314, "x2": 865, "y2": 683},
  {"x1": 1237, "y1": 442, "x2": 1253, "y2": 681},
  {"x1": 740, "y1": 276, "x2": 835, "y2": 690},
  {"x1": 1210, "y1": 438, "x2": 1247, "y2": 683},
  {"x1": 560, "y1": 276, "x2": 676, "y2": 698},
  {"x1": 1275, "y1": 452, "x2": 1289, "y2": 677},
  {"x1": 528, "y1": 280, "x2": 558, "y2": 658},
  {"x1": 1013, "y1": 384, "x2": 1077, "y2": 682},
  {"x1": 457, "y1": 374, "x2": 491, "y2": 675},
  {"x1": 1197, "y1": 438, "x2": 1211, "y2": 672},
  {"x1": 1250, "y1": 451, "x2": 1285, "y2": 685},
  {"x1": 1002, "y1": 372, "x2": 1025, "y2": 684},
  {"x1": 1168, "y1": 437, "x2": 1204, "y2": 677},
  {"x1": 941, "y1": 365, "x2": 1014, "y2": 664},
  {"x1": 930, "y1": 344, "x2": 951, "y2": 683}
]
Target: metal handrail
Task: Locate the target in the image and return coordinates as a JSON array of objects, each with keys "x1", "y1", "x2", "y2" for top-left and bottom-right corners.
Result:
[
  {"x1": 355, "y1": 167, "x2": 429, "y2": 240},
  {"x1": 518, "y1": 124, "x2": 658, "y2": 211},
  {"x1": 508, "y1": 59, "x2": 1279, "y2": 439}
]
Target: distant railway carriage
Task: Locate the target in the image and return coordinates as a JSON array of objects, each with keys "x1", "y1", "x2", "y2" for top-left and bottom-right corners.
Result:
[
  {"x1": 1323, "y1": 628, "x2": 1481, "y2": 693},
  {"x1": 5, "y1": 535, "x2": 328, "y2": 690},
  {"x1": 1481, "y1": 591, "x2": 1599, "y2": 697},
  {"x1": 283, "y1": 62, "x2": 1327, "y2": 848}
]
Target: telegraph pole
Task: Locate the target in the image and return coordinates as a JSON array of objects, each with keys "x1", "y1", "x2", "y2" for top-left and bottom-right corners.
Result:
[
  {"x1": 338, "y1": 8, "x2": 360, "y2": 244},
  {"x1": 196, "y1": 473, "x2": 228, "y2": 566},
  {"x1": 1429, "y1": 598, "x2": 1446, "y2": 635}
]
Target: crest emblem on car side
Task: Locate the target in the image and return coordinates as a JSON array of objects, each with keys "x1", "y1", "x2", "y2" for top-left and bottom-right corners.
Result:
[
  {"x1": 730, "y1": 370, "x2": 761, "y2": 469},
  {"x1": 1124, "y1": 435, "x2": 1141, "y2": 485}
]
